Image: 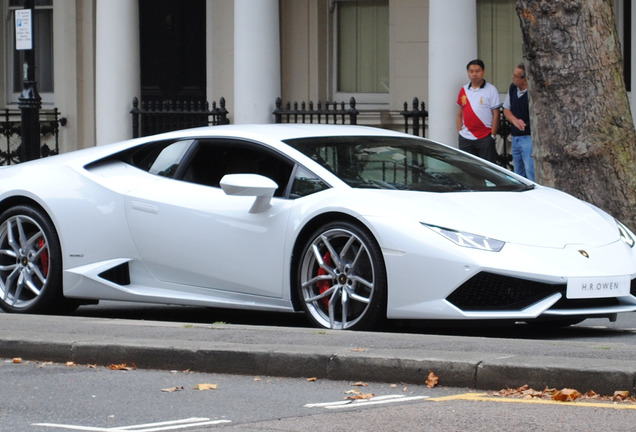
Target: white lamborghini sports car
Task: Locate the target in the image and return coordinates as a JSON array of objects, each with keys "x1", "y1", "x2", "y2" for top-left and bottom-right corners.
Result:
[{"x1": 0, "y1": 124, "x2": 635, "y2": 329}]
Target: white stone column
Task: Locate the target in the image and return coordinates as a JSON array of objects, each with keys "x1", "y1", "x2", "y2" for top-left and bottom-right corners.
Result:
[
  {"x1": 428, "y1": 0, "x2": 477, "y2": 146},
  {"x1": 95, "y1": 0, "x2": 140, "y2": 145},
  {"x1": 234, "y1": 0, "x2": 281, "y2": 124}
]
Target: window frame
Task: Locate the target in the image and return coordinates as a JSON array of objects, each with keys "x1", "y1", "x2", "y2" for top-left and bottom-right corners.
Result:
[
  {"x1": 285, "y1": 135, "x2": 532, "y2": 193},
  {"x1": 5, "y1": 0, "x2": 54, "y2": 105},
  {"x1": 180, "y1": 139, "x2": 297, "y2": 199},
  {"x1": 331, "y1": 0, "x2": 389, "y2": 108},
  {"x1": 476, "y1": 0, "x2": 524, "y2": 94},
  {"x1": 107, "y1": 137, "x2": 302, "y2": 199}
]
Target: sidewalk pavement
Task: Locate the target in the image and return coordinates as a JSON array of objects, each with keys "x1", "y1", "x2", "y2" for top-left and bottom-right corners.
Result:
[{"x1": 1, "y1": 313, "x2": 635, "y2": 395}]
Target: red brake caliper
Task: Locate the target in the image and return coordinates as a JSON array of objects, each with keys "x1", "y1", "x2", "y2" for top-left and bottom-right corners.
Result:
[
  {"x1": 38, "y1": 237, "x2": 49, "y2": 277},
  {"x1": 316, "y1": 252, "x2": 333, "y2": 307}
]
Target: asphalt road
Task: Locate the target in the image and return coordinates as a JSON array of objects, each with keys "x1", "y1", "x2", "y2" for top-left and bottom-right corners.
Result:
[
  {"x1": 3, "y1": 360, "x2": 635, "y2": 432},
  {"x1": 2, "y1": 302, "x2": 636, "y2": 398}
]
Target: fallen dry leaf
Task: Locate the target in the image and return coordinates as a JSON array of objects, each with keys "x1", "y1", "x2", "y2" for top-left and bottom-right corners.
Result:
[
  {"x1": 581, "y1": 390, "x2": 601, "y2": 400},
  {"x1": 350, "y1": 381, "x2": 368, "y2": 387},
  {"x1": 350, "y1": 347, "x2": 367, "y2": 352},
  {"x1": 307, "y1": 377, "x2": 317, "y2": 382},
  {"x1": 613, "y1": 390, "x2": 630, "y2": 401},
  {"x1": 491, "y1": 385, "x2": 635, "y2": 404},
  {"x1": 520, "y1": 388, "x2": 544, "y2": 398},
  {"x1": 343, "y1": 387, "x2": 375, "y2": 400},
  {"x1": 65, "y1": 361, "x2": 75, "y2": 367},
  {"x1": 552, "y1": 388, "x2": 581, "y2": 402},
  {"x1": 108, "y1": 363, "x2": 136, "y2": 371},
  {"x1": 425, "y1": 371, "x2": 439, "y2": 388},
  {"x1": 161, "y1": 386, "x2": 184, "y2": 392},
  {"x1": 344, "y1": 390, "x2": 374, "y2": 400},
  {"x1": 12, "y1": 358, "x2": 22, "y2": 364},
  {"x1": 193, "y1": 383, "x2": 217, "y2": 391},
  {"x1": 345, "y1": 393, "x2": 374, "y2": 400}
]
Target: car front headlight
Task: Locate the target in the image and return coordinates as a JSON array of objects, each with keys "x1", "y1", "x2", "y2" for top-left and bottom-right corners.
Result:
[
  {"x1": 422, "y1": 224, "x2": 505, "y2": 252},
  {"x1": 616, "y1": 220, "x2": 635, "y2": 248}
]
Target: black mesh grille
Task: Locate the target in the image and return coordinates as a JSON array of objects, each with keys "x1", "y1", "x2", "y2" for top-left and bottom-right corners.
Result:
[
  {"x1": 446, "y1": 272, "x2": 629, "y2": 312},
  {"x1": 551, "y1": 296, "x2": 619, "y2": 309},
  {"x1": 446, "y1": 272, "x2": 560, "y2": 311}
]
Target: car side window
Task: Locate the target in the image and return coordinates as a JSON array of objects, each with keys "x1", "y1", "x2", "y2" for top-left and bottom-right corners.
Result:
[
  {"x1": 182, "y1": 140, "x2": 294, "y2": 198},
  {"x1": 147, "y1": 140, "x2": 192, "y2": 177},
  {"x1": 289, "y1": 166, "x2": 329, "y2": 198},
  {"x1": 129, "y1": 139, "x2": 194, "y2": 177}
]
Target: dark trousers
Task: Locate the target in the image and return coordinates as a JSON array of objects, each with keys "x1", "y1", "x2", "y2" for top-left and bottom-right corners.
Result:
[{"x1": 458, "y1": 135, "x2": 497, "y2": 164}]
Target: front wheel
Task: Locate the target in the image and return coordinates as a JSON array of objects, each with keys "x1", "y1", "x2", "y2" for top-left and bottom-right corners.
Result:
[
  {"x1": 297, "y1": 221, "x2": 387, "y2": 330},
  {"x1": 0, "y1": 205, "x2": 75, "y2": 314}
]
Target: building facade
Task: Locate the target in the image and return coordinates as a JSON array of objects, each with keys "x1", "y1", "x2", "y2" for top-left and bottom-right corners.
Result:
[{"x1": 0, "y1": 0, "x2": 634, "y2": 154}]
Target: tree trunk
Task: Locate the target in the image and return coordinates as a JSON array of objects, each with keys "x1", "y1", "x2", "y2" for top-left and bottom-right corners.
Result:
[{"x1": 516, "y1": 0, "x2": 636, "y2": 230}]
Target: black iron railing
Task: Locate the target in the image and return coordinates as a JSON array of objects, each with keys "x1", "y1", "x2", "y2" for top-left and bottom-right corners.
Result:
[
  {"x1": 400, "y1": 97, "x2": 428, "y2": 137},
  {"x1": 273, "y1": 97, "x2": 358, "y2": 125},
  {"x1": 0, "y1": 108, "x2": 66, "y2": 165},
  {"x1": 131, "y1": 97, "x2": 229, "y2": 138}
]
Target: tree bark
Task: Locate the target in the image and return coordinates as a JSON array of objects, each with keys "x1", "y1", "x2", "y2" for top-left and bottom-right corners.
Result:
[{"x1": 516, "y1": 0, "x2": 636, "y2": 230}]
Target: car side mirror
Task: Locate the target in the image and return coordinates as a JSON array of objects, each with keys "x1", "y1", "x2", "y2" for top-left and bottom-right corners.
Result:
[{"x1": 219, "y1": 173, "x2": 278, "y2": 214}]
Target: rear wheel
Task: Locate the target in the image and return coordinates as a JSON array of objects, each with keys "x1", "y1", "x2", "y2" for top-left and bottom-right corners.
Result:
[
  {"x1": 0, "y1": 205, "x2": 75, "y2": 314},
  {"x1": 297, "y1": 221, "x2": 386, "y2": 330}
]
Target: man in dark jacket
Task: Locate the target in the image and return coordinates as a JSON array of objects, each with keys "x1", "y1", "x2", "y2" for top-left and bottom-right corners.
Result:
[{"x1": 503, "y1": 63, "x2": 534, "y2": 181}]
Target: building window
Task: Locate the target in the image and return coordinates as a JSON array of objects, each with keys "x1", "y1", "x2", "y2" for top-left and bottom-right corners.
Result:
[
  {"x1": 333, "y1": 0, "x2": 389, "y2": 105},
  {"x1": 476, "y1": 0, "x2": 523, "y2": 93},
  {"x1": 615, "y1": 0, "x2": 631, "y2": 91},
  {"x1": 6, "y1": 0, "x2": 54, "y2": 105}
]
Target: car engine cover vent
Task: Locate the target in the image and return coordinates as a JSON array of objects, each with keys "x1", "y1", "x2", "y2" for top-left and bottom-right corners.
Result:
[{"x1": 98, "y1": 262, "x2": 131, "y2": 286}]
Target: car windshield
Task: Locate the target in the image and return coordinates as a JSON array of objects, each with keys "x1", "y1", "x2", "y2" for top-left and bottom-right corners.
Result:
[{"x1": 285, "y1": 136, "x2": 533, "y2": 192}]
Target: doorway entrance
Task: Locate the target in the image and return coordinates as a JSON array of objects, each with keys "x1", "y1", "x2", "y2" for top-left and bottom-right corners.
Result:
[{"x1": 139, "y1": 0, "x2": 206, "y2": 104}]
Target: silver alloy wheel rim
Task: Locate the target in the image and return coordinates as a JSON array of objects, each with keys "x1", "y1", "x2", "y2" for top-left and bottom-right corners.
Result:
[
  {"x1": 300, "y1": 228, "x2": 374, "y2": 329},
  {"x1": 0, "y1": 215, "x2": 50, "y2": 309}
]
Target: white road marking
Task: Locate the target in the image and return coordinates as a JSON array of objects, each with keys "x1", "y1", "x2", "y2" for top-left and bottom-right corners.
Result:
[
  {"x1": 31, "y1": 417, "x2": 231, "y2": 431},
  {"x1": 305, "y1": 394, "x2": 429, "y2": 409}
]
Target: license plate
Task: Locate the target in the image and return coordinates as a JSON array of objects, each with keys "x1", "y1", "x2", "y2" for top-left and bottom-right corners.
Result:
[{"x1": 566, "y1": 276, "x2": 631, "y2": 299}]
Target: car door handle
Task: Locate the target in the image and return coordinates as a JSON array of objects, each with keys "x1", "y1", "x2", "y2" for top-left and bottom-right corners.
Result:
[{"x1": 131, "y1": 201, "x2": 159, "y2": 214}]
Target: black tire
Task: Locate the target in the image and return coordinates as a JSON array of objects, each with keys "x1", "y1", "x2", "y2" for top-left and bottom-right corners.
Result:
[
  {"x1": 297, "y1": 221, "x2": 387, "y2": 330},
  {"x1": 0, "y1": 205, "x2": 76, "y2": 314}
]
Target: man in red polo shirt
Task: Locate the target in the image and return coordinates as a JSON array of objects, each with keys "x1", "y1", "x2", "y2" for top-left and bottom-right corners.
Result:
[{"x1": 456, "y1": 59, "x2": 501, "y2": 163}]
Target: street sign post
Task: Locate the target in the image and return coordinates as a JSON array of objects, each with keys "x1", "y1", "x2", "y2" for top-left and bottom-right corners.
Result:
[
  {"x1": 15, "y1": 9, "x2": 32, "y2": 50},
  {"x1": 16, "y1": 0, "x2": 41, "y2": 162}
]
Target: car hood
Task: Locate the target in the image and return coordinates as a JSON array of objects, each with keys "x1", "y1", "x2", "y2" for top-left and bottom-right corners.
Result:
[{"x1": 355, "y1": 186, "x2": 620, "y2": 248}]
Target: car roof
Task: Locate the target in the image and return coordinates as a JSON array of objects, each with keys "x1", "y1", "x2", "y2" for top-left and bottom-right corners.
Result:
[
  {"x1": 157, "y1": 123, "x2": 411, "y2": 142},
  {"x1": 13, "y1": 124, "x2": 419, "y2": 171}
]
